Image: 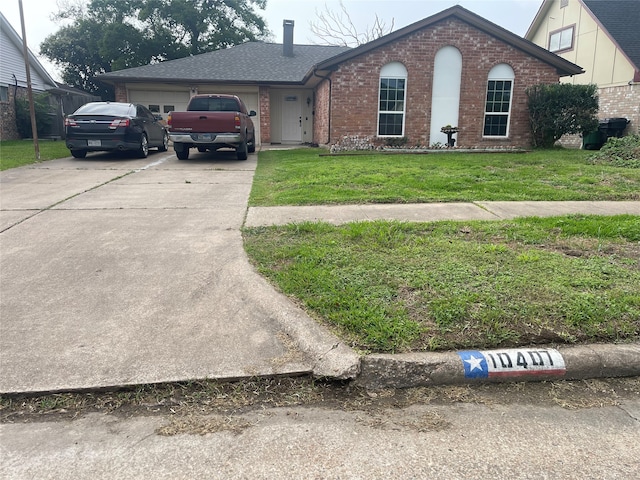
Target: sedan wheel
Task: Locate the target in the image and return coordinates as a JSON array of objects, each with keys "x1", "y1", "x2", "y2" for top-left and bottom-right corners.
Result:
[
  {"x1": 159, "y1": 131, "x2": 169, "y2": 152},
  {"x1": 137, "y1": 134, "x2": 149, "y2": 158}
]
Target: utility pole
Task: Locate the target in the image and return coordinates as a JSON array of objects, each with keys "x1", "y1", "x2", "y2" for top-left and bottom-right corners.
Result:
[{"x1": 19, "y1": 0, "x2": 40, "y2": 160}]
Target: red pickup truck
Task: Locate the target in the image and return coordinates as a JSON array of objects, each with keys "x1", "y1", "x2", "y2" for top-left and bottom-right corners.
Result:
[{"x1": 167, "y1": 94, "x2": 256, "y2": 160}]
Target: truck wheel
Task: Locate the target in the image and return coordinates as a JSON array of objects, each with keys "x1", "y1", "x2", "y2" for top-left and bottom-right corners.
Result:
[
  {"x1": 174, "y1": 142, "x2": 189, "y2": 160},
  {"x1": 236, "y1": 140, "x2": 248, "y2": 160},
  {"x1": 197, "y1": 146, "x2": 207, "y2": 153}
]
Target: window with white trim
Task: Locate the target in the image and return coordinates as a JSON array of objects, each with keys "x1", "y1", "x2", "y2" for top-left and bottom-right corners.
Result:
[
  {"x1": 549, "y1": 26, "x2": 574, "y2": 52},
  {"x1": 378, "y1": 62, "x2": 407, "y2": 137},
  {"x1": 483, "y1": 64, "x2": 514, "y2": 138}
]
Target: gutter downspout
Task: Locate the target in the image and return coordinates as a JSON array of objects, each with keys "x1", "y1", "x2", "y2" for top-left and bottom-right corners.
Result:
[{"x1": 313, "y1": 69, "x2": 333, "y2": 145}]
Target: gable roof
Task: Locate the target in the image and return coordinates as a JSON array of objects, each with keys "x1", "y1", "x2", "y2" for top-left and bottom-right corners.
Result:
[
  {"x1": 316, "y1": 5, "x2": 583, "y2": 76},
  {"x1": 0, "y1": 12, "x2": 57, "y2": 90},
  {"x1": 583, "y1": 0, "x2": 640, "y2": 70},
  {"x1": 526, "y1": 0, "x2": 640, "y2": 71},
  {"x1": 99, "y1": 42, "x2": 351, "y2": 85}
]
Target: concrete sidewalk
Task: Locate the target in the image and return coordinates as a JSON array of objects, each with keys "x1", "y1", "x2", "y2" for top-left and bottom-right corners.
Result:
[{"x1": 246, "y1": 201, "x2": 640, "y2": 227}]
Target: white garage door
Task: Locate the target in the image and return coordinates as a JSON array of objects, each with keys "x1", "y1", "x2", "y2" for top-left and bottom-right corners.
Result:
[{"x1": 128, "y1": 90, "x2": 190, "y2": 121}]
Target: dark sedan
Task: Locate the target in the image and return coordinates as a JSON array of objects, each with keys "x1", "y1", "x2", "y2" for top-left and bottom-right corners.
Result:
[{"x1": 65, "y1": 102, "x2": 169, "y2": 158}]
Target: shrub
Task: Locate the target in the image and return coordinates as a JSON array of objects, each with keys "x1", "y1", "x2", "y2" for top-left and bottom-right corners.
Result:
[
  {"x1": 15, "y1": 93, "x2": 54, "y2": 138},
  {"x1": 526, "y1": 83, "x2": 599, "y2": 148},
  {"x1": 385, "y1": 136, "x2": 408, "y2": 148},
  {"x1": 589, "y1": 134, "x2": 640, "y2": 168}
]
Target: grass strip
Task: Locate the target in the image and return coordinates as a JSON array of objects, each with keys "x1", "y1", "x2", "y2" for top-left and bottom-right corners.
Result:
[
  {"x1": 250, "y1": 148, "x2": 640, "y2": 205},
  {"x1": 1, "y1": 140, "x2": 70, "y2": 170},
  {"x1": 244, "y1": 215, "x2": 640, "y2": 353}
]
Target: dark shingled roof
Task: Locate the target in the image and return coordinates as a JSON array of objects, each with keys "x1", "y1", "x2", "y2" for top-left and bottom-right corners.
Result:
[
  {"x1": 584, "y1": 0, "x2": 640, "y2": 69},
  {"x1": 99, "y1": 42, "x2": 351, "y2": 84}
]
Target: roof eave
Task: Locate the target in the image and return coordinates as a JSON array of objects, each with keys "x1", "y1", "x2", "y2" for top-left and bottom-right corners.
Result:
[
  {"x1": 525, "y1": 0, "x2": 554, "y2": 40},
  {"x1": 98, "y1": 76, "x2": 309, "y2": 87}
]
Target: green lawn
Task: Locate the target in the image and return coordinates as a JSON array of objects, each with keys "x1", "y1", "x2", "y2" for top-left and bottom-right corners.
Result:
[
  {"x1": 245, "y1": 148, "x2": 640, "y2": 353},
  {"x1": 244, "y1": 216, "x2": 640, "y2": 353},
  {"x1": 0, "y1": 140, "x2": 70, "y2": 171},
  {"x1": 249, "y1": 148, "x2": 640, "y2": 206}
]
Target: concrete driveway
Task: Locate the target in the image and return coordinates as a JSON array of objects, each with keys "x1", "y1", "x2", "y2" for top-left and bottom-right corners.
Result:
[{"x1": 0, "y1": 150, "x2": 356, "y2": 394}]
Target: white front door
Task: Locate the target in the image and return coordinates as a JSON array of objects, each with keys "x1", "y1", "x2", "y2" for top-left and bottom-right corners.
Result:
[{"x1": 281, "y1": 94, "x2": 303, "y2": 143}]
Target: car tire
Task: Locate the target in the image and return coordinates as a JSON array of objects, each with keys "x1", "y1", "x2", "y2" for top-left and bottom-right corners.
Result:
[
  {"x1": 248, "y1": 133, "x2": 256, "y2": 153},
  {"x1": 236, "y1": 139, "x2": 248, "y2": 160},
  {"x1": 175, "y1": 145, "x2": 189, "y2": 160},
  {"x1": 158, "y1": 131, "x2": 169, "y2": 152},
  {"x1": 137, "y1": 134, "x2": 149, "y2": 158},
  {"x1": 197, "y1": 146, "x2": 207, "y2": 153},
  {"x1": 71, "y1": 150, "x2": 87, "y2": 159}
]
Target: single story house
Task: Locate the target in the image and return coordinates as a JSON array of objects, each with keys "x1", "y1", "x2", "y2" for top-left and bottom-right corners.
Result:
[
  {"x1": 100, "y1": 6, "x2": 583, "y2": 149},
  {"x1": 526, "y1": 0, "x2": 640, "y2": 136}
]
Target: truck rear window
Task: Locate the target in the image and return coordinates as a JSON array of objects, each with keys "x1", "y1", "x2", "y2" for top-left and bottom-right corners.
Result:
[{"x1": 188, "y1": 98, "x2": 240, "y2": 112}]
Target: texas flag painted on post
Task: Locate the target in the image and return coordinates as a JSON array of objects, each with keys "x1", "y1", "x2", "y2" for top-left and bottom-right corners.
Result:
[{"x1": 458, "y1": 348, "x2": 566, "y2": 380}]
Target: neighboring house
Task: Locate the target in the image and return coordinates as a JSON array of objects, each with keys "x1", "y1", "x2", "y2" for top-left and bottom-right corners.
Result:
[
  {"x1": 100, "y1": 6, "x2": 583, "y2": 149},
  {"x1": 526, "y1": 0, "x2": 640, "y2": 135},
  {"x1": 0, "y1": 12, "x2": 97, "y2": 140}
]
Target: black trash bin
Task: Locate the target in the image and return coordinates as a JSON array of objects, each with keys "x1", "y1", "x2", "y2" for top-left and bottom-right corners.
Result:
[{"x1": 599, "y1": 118, "x2": 629, "y2": 138}]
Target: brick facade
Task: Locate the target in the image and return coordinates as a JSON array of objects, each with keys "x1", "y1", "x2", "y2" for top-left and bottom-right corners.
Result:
[
  {"x1": 0, "y1": 86, "x2": 24, "y2": 140},
  {"x1": 313, "y1": 79, "x2": 331, "y2": 145},
  {"x1": 114, "y1": 83, "x2": 127, "y2": 103},
  {"x1": 259, "y1": 86, "x2": 271, "y2": 143},
  {"x1": 599, "y1": 84, "x2": 639, "y2": 135},
  {"x1": 319, "y1": 18, "x2": 561, "y2": 149},
  {"x1": 558, "y1": 84, "x2": 638, "y2": 148}
]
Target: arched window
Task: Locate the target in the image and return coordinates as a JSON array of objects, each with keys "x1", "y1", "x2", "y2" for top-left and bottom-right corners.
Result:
[
  {"x1": 378, "y1": 62, "x2": 407, "y2": 137},
  {"x1": 484, "y1": 64, "x2": 515, "y2": 137}
]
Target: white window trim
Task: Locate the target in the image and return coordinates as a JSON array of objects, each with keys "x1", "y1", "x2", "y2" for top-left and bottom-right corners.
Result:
[
  {"x1": 483, "y1": 64, "x2": 515, "y2": 139},
  {"x1": 377, "y1": 63, "x2": 408, "y2": 138}
]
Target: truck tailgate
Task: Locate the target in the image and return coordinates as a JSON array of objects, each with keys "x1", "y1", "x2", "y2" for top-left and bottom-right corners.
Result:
[{"x1": 169, "y1": 112, "x2": 238, "y2": 133}]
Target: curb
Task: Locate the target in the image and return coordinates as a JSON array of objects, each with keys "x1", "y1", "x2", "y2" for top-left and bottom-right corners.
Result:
[{"x1": 352, "y1": 343, "x2": 640, "y2": 390}]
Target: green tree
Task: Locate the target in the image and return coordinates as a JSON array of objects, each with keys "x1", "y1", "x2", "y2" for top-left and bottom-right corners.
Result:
[
  {"x1": 15, "y1": 93, "x2": 54, "y2": 138},
  {"x1": 526, "y1": 83, "x2": 599, "y2": 148},
  {"x1": 40, "y1": 0, "x2": 268, "y2": 98}
]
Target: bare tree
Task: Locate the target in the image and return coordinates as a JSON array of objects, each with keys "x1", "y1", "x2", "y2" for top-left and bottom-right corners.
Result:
[{"x1": 310, "y1": 0, "x2": 394, "y2": 47}]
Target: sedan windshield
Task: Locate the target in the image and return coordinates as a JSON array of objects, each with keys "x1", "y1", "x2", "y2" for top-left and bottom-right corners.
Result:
[{"x1": 74, "y1": 103, "x2": 134, "y2": 116}]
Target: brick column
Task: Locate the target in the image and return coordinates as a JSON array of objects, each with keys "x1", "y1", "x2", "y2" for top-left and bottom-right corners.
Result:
[{"x1": 259, "y1": 86, "x2": 271, "y2": 144}]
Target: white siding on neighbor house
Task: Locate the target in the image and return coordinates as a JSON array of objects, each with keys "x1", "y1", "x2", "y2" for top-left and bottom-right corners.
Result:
[{"x1": 0, "y1": 22, "x2": 54, "y2": 92}]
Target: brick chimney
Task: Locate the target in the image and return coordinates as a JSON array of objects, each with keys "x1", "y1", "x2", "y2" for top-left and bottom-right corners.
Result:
[{"x1": 283, "y1": 20, "x2": 294, "y2": 57}]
